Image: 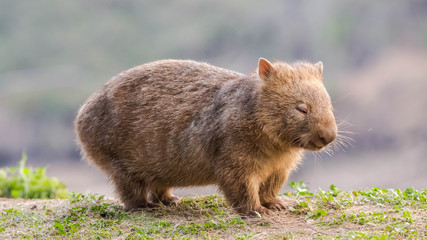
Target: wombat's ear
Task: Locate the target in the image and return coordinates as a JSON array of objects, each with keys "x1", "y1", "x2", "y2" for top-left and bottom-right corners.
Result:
[
  {"x1": 258, "y1": 58, "x2": 274, "y2": 80},
  {"x1": 315, "y1": 61, "x2": 323, "y2": 75}
]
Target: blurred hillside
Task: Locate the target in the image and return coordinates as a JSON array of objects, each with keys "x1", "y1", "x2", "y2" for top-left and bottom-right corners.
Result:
[{"x1": 1, "y1": 1, "x2": 427, "y2": 194}]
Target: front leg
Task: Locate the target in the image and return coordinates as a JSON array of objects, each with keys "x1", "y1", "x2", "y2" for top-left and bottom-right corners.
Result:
[
  {"x1": 259, "y1": 169, "x2": 289, "y2": 211},
  {"x1": 219, "y1": 173, "x2": 272, "y2": 216}
]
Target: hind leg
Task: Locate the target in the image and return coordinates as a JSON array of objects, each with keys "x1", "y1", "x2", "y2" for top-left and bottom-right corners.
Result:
[
  {"x1": 111, "y1": 174, "x2": 151, "y2": 211},
  {"x1": 149, "y1": 187, "x2": 180, "y2": 206}
]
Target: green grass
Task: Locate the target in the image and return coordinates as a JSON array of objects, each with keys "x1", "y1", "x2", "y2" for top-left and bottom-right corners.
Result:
[
  {"x1": 1, "y1": 181, "x2": 426, "y2": 239},
  {"x1": 0, "y1": 153, "x2": 69, "y2": 199},
  {"x1": 287, "y1": 181, "x2": 427, "y2": 239},
  {"x1": 0, "y1": 157, "x2": 425, "y2": 238}
]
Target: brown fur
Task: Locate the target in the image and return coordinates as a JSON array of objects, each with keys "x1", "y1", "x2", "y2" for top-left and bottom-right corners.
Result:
[{"x1": 74, "y1": 58, "x2": 337, "y2": 216}]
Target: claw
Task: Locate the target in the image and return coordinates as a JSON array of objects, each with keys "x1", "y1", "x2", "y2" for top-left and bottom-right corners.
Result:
[{"x1": 262, "y1": 199, "x2": 286, "y2": 211}]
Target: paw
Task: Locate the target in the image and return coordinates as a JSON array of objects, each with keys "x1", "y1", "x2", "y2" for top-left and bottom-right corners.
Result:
[
  {"x1": 252, "y1": 206, "x2": 273, "y2": 216},
  {"x1": 262, "y1": 199, "x2": 286, "y2": 211},
  {"x1": 161, "y1": 196, "x2": 180, "y2": 206},
  {"x1": 240, "y1": 206, "x2": 273, "y2": 217},
  {"x1": 149, "y1": 192, "x2": 180, "y2": 206}
]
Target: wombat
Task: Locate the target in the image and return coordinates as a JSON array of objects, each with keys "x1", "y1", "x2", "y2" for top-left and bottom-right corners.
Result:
[{"x1": 75, "y1": 58, "x2": 337, "y2": 216}]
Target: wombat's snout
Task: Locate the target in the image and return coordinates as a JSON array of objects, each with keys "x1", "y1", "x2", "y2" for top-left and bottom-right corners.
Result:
[{"x1": 312, "y1": 126, "x2": 337, "y2": 148}]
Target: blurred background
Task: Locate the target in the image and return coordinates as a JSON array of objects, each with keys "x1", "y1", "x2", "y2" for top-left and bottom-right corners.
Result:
[{"x1": 1, "y1": 0, "x2": 426, "y2": 197}]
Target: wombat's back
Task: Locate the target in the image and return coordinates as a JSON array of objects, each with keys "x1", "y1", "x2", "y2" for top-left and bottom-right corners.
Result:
[{"x1": 75, "y1": 60, "x2": 244, "y2": 181}]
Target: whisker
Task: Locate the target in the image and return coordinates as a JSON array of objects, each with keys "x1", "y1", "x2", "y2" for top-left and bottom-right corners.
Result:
[
  {"x1": 335, "y1": 134, "x2": 354, "y2": 151},
  {"x1": 337, "y1": 122, "x2": 353, "y2": 128},
  {"x1": 322, "y1": 147, "x2": 333, "y2": 157},
  {"x1": 337, "y1": 119, "x2": 353, "y2": 126},
  {"x1": 340, "y1": 135, "x2": 355, "y2": 146},
  {"x1": 332, "y1": 140, "x2": 347, "y2": 152},
  {"x1": 332, "y1": 92, "x2": 354, "y2": 104},
  {"x1": 332, "y1": 115, "x2": 356, "y2": 153},
  {"x1": 291, "y1": 136, "x2": 302, "y2": 146},
  {"x1": 341, "y1": 139, "x2": 355, "y2": 148},
  {"x1": 311, "y1": 151, "x2": 323, "y2": 168},
  {"x1": 338, "y1": 130, "x2": 357, "y2": 135}
]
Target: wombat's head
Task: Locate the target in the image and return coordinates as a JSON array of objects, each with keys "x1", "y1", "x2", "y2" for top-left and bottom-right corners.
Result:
[{"x1": 256, "y1": 58, "x2": 337, "y2": 151}]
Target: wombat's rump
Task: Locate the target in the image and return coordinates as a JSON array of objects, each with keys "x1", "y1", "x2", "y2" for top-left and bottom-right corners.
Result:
[{"x1": 75, "y1": 58, "x2": 337, "y2": 215}]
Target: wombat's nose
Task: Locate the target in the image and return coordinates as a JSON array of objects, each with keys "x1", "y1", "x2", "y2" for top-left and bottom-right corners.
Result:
[{"x1": 318, "y1": 127, "x2": 337, "y2": 146}]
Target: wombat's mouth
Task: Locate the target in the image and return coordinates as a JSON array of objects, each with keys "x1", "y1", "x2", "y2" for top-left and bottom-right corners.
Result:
[{"x1": 304, "y1": 140, "x2": 325, "y2": 151}]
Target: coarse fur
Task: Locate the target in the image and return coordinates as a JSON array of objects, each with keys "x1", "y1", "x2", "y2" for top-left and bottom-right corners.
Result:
[{"x1": 74, "y1": 58, "x2": 337, "y2": 216}]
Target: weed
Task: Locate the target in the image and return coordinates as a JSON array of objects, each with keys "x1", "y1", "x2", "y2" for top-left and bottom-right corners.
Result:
[
  {"x1": 0, "y1": 153, "x2": 69, "y2": 199},
  {"x1": 288, "y1": 180, "x2": 312, "y2": 197}
]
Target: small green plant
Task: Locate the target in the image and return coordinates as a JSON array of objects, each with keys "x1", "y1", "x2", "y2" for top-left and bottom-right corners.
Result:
[
  {"x1": 286, "y1": 180, "x2": 427, "y2": 239},
  {"x1": 0, "y1": 153, "x2": 69, "y2": 199},
  {"x1": 1, "y1": 182, "x2": 425, "y2": 239},
  {"x1": 288, "y1": 180, "x2": 312, "y2": 197}
]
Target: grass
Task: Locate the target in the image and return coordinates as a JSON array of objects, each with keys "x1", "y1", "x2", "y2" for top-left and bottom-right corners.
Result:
[
  {"x1": 0, "y1": 153, "x2": 69, "y2": 199},
  {"x1": 0, "y1": 181, "x2": 426, "y2": 239}
]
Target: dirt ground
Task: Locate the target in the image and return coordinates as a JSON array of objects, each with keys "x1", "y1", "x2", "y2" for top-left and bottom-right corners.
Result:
[{"x1": 0, "y1": 196, "x2": 360, "y2": 239}]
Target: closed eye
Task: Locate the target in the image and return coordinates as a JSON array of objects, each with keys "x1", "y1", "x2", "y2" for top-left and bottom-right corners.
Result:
[{"x1": 296, "y1": 104, "x2": 308, "y2": 114}]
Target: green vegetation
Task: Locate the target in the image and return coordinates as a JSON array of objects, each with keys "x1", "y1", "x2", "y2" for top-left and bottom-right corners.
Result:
[
  {"x1": 287, "y1": 181, "x2": 427, "y2": 239},
  {"x1": 0, "y1": 181, "x2": 425, "y2": 239},
  {"x1": 0, "y1": 154, "x2": 69, "y2": 199}
]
